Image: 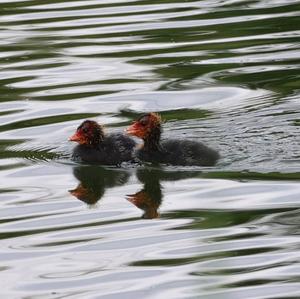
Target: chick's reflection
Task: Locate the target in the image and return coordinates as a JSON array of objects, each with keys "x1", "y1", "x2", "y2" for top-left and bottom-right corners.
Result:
[
  {"x1": 127, "y1": 168, "x2": 162, "y2": 219},
  {"x1": 70, "y1": 165, "x2": 130, "y2": 205},
  {"x1": 127, "y1": 168, "x2": 200, "y2": 219}
]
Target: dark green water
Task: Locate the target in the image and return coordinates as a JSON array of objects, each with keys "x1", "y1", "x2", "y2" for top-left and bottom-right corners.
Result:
[{"x1": 0, "y1": 0, "x2": 300, "y2": 298}]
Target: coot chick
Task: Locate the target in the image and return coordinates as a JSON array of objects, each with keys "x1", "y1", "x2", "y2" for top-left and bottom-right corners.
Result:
[
  {"x1": 126, "y1": 113, "x2": 219, "y2": 166},
  {"x1": 69, "y1": 120, "x2": 136, "y2": 165}
]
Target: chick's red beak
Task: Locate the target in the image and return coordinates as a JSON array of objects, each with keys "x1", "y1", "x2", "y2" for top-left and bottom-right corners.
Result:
[
  {"x1": 69, "y1": 131, "x2": 86, "y2": 144},
  {"x1": 126, "y1": 122, "x2": 145, "y2": 138}
]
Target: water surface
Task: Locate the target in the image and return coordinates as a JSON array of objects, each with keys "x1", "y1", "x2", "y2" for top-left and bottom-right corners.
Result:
[{"x1": 0, "y1": 0, "x2": 300, "y2": 298}]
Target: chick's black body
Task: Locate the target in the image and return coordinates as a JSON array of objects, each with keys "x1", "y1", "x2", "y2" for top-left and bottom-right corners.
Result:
[
  {"x1": 73, "y1": 133, "x2": 136, "y2": 165},
  {"x1": 137, "y1": 139, "x2": 219, "y2": 166},
  {"x1": 70, "y1": 120, "x2": 136, "y2": 166}
]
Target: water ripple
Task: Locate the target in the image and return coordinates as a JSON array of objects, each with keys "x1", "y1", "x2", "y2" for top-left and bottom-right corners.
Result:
[{"x1": 0, "y1": 0, "x2": 300, "y2": 298}]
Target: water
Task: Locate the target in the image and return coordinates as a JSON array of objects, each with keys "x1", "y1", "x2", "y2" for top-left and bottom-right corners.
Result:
[{"x1": 0, "y1": 0, "x2": 300, "y2": 298}]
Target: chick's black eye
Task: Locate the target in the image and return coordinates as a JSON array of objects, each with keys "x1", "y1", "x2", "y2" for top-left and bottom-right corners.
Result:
[
  {"x1": 82, "y1": 127, "x2": 89, "y2": 133},
  {"x1": 139, "y1": 117, "x2": 149, "y2": 126}
]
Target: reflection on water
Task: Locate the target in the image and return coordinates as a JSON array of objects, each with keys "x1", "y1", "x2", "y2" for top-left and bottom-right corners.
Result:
[
  {"x1": 0, "y1": 0, "x2": 300, "y2": 298},
  {"x1": 70, "y1": 165, "x2": 130, "y2": 205},
  {"x1": 70, "y1": 166, "x2": 201, "y2": 219},
  {"x1": 128, "y1": 167, "x2": 207, "y2": 219},
  {"x1": 127, "y1": 168, "x2": 163, "y2": 219}
]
